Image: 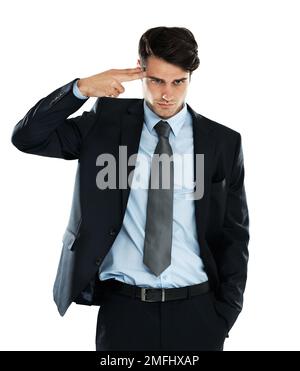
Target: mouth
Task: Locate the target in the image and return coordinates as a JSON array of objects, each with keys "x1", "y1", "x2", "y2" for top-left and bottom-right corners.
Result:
[{"x1": 157, "y1": 103, "x2": 175, "y2": 108}]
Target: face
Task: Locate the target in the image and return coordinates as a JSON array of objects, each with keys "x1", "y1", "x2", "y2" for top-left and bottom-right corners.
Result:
[{"x1": 138, "y1": 56, "x2": 190, "y2": 119}]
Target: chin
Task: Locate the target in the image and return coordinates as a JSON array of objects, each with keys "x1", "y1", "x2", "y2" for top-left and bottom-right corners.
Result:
[
  {"x1": 158, "y1": 108, "x2": 178, "y2": 118},
  {"x1": 155, "y1": 110, "x2": 171, "y2": 118}
]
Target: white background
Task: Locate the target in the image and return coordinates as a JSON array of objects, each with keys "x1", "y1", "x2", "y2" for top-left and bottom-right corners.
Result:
[{"x1": 1, "y1": 0, "x2": 299, "y2": 351}]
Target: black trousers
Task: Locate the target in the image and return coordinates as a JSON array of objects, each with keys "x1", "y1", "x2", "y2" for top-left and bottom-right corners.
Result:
[{"x1": 95, "y1": 284, "x2": 228, "y2": 351}]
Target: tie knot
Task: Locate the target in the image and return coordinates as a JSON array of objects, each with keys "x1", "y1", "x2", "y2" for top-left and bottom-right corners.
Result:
[{"x1": 154, "y1": 120, "x2": 171, "y2": 138}]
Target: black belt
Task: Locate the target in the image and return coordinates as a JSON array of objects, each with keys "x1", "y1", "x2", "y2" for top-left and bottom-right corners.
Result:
[{"x1": 100, "y1": 279, "x2": 211, "y2": 302}]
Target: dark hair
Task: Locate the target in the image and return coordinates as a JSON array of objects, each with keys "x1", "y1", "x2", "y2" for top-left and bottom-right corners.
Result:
[{"x1": 138, "y1": 26, "x2": 200, "y2": 74}]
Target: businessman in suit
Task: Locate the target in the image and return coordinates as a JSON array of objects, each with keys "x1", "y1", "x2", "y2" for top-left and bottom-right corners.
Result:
[{"x1": 11, "y1": 26, "x2": 249, "y2": 351}]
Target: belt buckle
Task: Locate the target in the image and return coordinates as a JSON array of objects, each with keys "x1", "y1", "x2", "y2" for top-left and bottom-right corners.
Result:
[{"x1": 141, "y1": 288, "x2": 166, "y2": 302}]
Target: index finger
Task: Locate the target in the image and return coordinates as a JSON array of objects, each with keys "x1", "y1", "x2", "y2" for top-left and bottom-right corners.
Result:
[
  {"x1": 119, "y1": 67, "x2": 144, "y2": 74},
  {"x1": 116, "y1": 68, "x2": 146, "y2": 82}
]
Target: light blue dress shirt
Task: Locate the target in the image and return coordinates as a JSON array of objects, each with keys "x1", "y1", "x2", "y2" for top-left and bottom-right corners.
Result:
[
  {"x1": 72, "y1": 80, "x2": 208, "y2": 288},
  {"x1": 73, "y1": 79, "x2": 89, "y2": 100}
]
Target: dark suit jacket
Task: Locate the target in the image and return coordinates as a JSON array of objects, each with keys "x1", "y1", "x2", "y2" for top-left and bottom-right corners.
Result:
[{"x1": 11, "y1": 78, "x2": 249, "y2": 333}]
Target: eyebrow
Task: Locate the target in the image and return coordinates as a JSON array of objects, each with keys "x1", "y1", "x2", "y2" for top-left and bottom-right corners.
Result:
[{"x1": 147, "y1": 76, "x2": 188, "y2": 82}]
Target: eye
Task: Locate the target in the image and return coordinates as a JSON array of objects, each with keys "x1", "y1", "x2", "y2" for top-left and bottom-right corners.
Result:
[
  {"x1": 150, "y1": 79, "x2": 162, "y2": 84},
  {"x1": 174, "y1": 80, "x2": 184, "y2": 85}
]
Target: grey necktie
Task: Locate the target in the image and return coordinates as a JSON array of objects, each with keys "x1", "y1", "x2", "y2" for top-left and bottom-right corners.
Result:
[{"x1": 143, "y1": 120, "x2": 174, "y2": 276}]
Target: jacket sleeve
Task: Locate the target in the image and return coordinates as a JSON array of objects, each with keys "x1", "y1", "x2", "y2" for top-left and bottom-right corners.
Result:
[
  {"x1": 213, "y1": 133, "x2": 250, "y2": 331},
  {"x1": 11, "y1": 78, "x2": 101, "y2": 160}
]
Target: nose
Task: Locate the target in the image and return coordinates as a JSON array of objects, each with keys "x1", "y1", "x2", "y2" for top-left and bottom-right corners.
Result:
[
  {"x1": 161, "y1": 84, "x2": 175, "y2": 101},
  {"x1": 162, "y1": 93, "x2": 173, "y2": 102}
]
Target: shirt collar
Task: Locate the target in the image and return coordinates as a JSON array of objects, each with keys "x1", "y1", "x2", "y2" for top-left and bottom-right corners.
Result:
[{"x1": 143, "y1": 100, "x2": 187, "y2": 137}]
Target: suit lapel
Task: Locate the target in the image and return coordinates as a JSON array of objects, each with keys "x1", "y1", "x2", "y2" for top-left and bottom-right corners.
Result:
[
  {"x1": 120, "y1": 100, "x2": 144, "y2": 217},
  {"x1": 187, "y1": 104, "x2": 215, "y2": 244}
]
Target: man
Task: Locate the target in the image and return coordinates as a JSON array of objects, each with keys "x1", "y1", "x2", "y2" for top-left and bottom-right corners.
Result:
[{"x1": 11, "y1": 26, "x2": 249, "y2": 351}]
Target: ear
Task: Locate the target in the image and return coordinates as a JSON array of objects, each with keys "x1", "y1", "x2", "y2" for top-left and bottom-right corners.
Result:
[{"x1": 137, "y1": 58, "x2": 146, "y2": 71}]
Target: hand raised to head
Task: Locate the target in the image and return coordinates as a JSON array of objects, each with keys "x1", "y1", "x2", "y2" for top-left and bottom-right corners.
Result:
[{"x1": 77, "y1": 67, "x2": 145, "y2": 98}]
